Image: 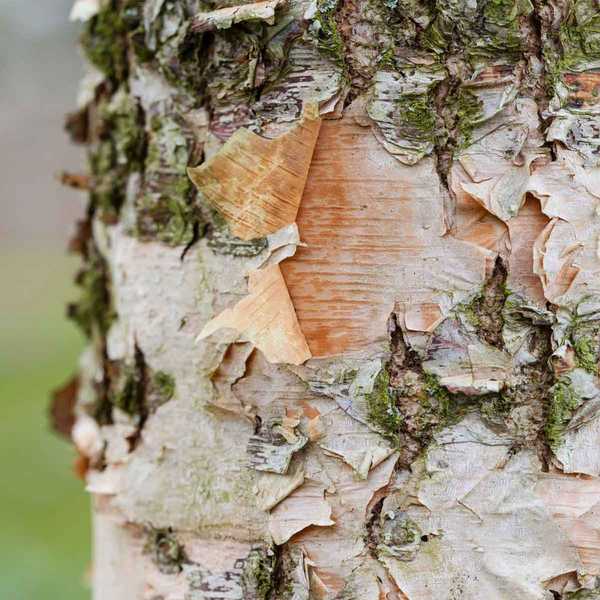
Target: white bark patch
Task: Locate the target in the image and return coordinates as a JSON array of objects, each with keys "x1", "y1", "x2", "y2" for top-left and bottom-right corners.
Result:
[
  {"x1": 292, "y1": 352, "x2": 386, "y2": 427},
  {"x1": 557, "y1": 404, "x2": 600, "y2": 477},
  {"x1": 453, "y1": 82, "x2": 545, "y2": 221},
  {"x1": 553, "y1": 370, "x2": 600, "y2": 476},
  {"x1": 336, "y1": 558, "x2": 390, "y2": 600},
  {"x1": 256, "y1": 36, "x2": 346, "y2": 134},
  {"x1": 72, "y1": 413, "x2": 103, "y2": 460},
  {"x1": 423, "y1": 317, "x2": 512, "y2": 395},
  {"x1": 288, "y1": 548, "x2": 312, "y2": 600},
  {"x1": 366, "y1": 65, "x2": 446, "y2": 165},
  {"x1": 92, "y1": 498, "x2": 147, "y2": 600},
  {"x1": 93, "y1": 496, "x2": 262, "y2": 600},
  {"x1": 76, "y1": 65, "x2": 105, "y2": 108},
  {"x1": 93, "y1": 225, "x2": 272, "y2": 536},
  {"x1": 291, "y1": 453, "x2": 398, "y2": 595},
  {"x1": 268, "y1": 479, "x2": 334, "y2": 544},
  {"x1": 502, "y1": 296, "x2": 554, "y2": 366},
  {"x1": 69, "y1": 0, "x2": 101, "y2": 22},
  {"x1": 101, "y1": 408, "x2": 139, "y2": 464},
  {"x1": 317, "y1": 407, "x2": 395, "y2": 479},
  {"x1": 445, "y1": 73, "x2": 599, "y2": 309},
  {"x1": 381, "y1": 417, "x2": 580, "y2": 599},
  {"x1": 417, "y1": 414, "x2": 512, "y2": 511}
]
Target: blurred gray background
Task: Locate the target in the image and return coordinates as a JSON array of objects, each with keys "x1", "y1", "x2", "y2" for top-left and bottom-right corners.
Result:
[{"x1": 1, "y1": 1, "x2": 91, "y2": 598}]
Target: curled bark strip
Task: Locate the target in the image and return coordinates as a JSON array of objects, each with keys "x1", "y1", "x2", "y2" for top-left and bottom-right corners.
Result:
[
  {"x1": 190, "y1": 0, "x2": 286, "y2": 33},
  {"x1": 188, "y1": 103, "x2": 321, "y2": 241},
  {"x1": 197, "y1": 264, "x2": 312, "y2": 365}
]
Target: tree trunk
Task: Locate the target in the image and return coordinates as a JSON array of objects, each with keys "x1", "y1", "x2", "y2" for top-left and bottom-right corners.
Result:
[{"x1": 56, "y1": 0, "x2": 600, "y2": 598}]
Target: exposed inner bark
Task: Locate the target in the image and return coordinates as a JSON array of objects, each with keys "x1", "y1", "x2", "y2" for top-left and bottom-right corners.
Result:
[{"x1": 57, "y1": 0, "x2": 600, "y2": 598}]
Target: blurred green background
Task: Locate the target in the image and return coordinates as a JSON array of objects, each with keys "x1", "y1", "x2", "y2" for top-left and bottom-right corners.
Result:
[{"x1": 1, "y1": 1, "x2": 90, "y2": 598}]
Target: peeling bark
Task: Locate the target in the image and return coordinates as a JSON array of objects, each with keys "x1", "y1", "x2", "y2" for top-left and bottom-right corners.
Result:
[{"x1": 58, "y1": 0, "x2": 600, "y2": 598}]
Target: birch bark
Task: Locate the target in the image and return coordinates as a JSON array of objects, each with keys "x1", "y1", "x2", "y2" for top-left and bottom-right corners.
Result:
[{"x1": 54, "y1": 0, "x2": 600, "y2": 598}]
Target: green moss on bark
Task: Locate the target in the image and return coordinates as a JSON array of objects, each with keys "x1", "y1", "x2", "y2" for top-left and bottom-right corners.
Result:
[
  {"x1": 422, "y1": 372, "x2": 451, "y2": 418},
  {"x1": 68, "y1": 245, "x2": 115, "y2": 339},
  {"x1": 366, "y1": 368, "x2": 403, "y2": 444},
  {"x1": 451, "y1": 87, "x2": 484, "y2": 149},
  {"x1": 396, "y1": 94, "x2": 438, "y2": 141},
  {"x1": 153, "y1": 371, "x2": 175, "y2": 402},
  {"x1": 558, "y1": 0, "x2": 600, "y2": 72},
  {"x1": 313, "y1": 0, "x2": 347, "y2": 71},
  {"x1": 135, "y1": 115, "x2": 200, "y2": 246},
  {"x1": 565, "y1": 589, "x2": 600, "y2": 599},
  {"x1": 573, "y1": 336, "x2": 599, "y2": 374},
  {"x1": 457, "y1": 259, "x2": 508, "y2": 348},
  {"x1": 545, "y1": 377, "x2": 580, "y2": 449},
  {"x1": 80, "y1": 0, "x2": 143, "y2": 82},
  {"x1": 88, "y1": 88, "x2": 146, "y2": 221},
  {"x1": 241, "y1": 546, "x2": 277, "y2": 600},
  {"x1": 422, "y1": 0, "x2": 533, "y2": 64},
  {"x1": 144, "y1": 528, "x2": 187, "y2": 575}
]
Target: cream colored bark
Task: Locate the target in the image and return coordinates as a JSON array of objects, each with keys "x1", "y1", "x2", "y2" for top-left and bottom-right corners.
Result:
[{"x1": 61, "y1": 1, "x2": 600, "y2": 598}]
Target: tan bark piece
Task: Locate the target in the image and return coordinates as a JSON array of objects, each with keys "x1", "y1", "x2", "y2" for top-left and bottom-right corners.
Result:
[
  {"x1": 188, "y1": 104, "x2": 321, "y2": 241},
  {"x1": 255, "y1": 460, "x2": 306, "y2": 511},
  {"x1": 455, "y1": 108, "x2": 600, "y2": 309},
  {"x1": 198, "y1": 264, "x2": 311, "y2": 365},
  {"x1": 210, "y1": 342, "x2": 255, "y2": 415},
  {"x1": 268, "y1": 479, "x2": 334, "y2": 544},
  {"x1": 281, "y1": 113, "x2": 494, "y2": 357},
  {"x1": 506, "y1": 196, "x2": 549, "y2": 306},
  {"x1": 528, "y1": 150, "x2": 600, "y2": 223},
  {"x1": 537, "y1": 472, "x2": 600, "y2": 575},
  {"x1": 450, "y1": 164, "x2": 509, "y2": 254},
  {"x1": 190, "y1": 0, "x2": 285, "y2": 32},
  {"x1": 531, "y1": 183, "x2": 600, "y2": 304},
  {"x1": 317, "y1": 407, "x2": 395, "y2": 479}
]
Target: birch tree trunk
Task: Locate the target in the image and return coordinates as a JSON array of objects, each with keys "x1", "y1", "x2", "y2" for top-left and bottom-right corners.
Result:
[{"x1": 54, "y1": 0, "x2": 600, "y2": 598}]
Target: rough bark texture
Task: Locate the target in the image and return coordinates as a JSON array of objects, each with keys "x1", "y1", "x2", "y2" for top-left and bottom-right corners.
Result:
[{"x1": 54, "y1": 0, "x2": 600, "y2": 598}]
